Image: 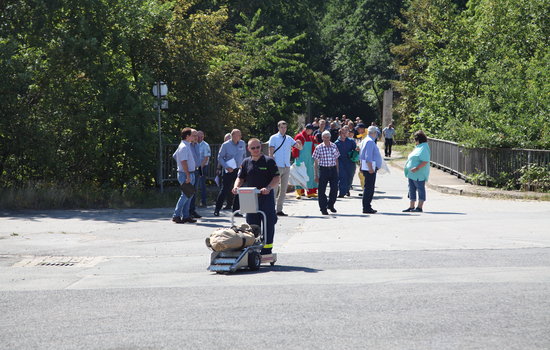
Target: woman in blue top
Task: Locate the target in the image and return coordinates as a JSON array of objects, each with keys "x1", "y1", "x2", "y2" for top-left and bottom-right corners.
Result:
[{"x1": 403, "y1": 131, "x2": 430, "y2": 212}]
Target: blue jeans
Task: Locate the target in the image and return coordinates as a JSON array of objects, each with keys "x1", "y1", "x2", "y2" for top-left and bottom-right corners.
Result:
[
  {"x1": 408, "y1": 178, "x2": 426, "y2": 202},
  {"x1": 173, "y1": 172, "x2": 196, "y2": 219}
]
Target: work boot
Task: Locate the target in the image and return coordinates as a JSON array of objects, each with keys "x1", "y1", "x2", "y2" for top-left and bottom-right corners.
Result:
[{"x1": 172, "y1": 216, "x2": 184, "y2": 224}]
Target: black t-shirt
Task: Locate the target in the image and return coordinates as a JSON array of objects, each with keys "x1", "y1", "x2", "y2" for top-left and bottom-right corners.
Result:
[
  {"x1": 238, "y1": 155, "x2": 279, "y2": 189},
  {"x1": 330, "y1": 128, "x2": 339, "y2": 142}
]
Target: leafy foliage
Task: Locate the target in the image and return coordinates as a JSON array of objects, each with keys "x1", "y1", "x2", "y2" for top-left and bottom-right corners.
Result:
[
  {"x1": 393, "y1": 0, "x2": 549, "y2": 148},
  {"x1": 220, "y1": 9, "x2": 313, "y2": 139},
  {"x1": 321, "y1": 0, "x2": 404, "y2": 121},
  {"x1": 1, "y1": 0, "x2": 547, "y2": 197}
]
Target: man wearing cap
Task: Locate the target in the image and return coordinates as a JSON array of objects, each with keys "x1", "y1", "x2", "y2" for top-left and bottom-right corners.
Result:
[
  {"x1": 312, "y1": 131, "x2": 340, "y2": 215},
  {"x1": 269, "y1": 120, "x2": 302, "y2": 216},
  {"x1": 360, "y1": 126, "x2": 383, "y2": 214},
  {"x1": 292, "y1": 124, "x2": 318, "y2": 199}
]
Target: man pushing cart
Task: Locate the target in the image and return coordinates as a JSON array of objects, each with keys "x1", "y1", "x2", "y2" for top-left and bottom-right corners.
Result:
[{"x1": 232, "y1": 138, "x2": 280, "y2": 264}]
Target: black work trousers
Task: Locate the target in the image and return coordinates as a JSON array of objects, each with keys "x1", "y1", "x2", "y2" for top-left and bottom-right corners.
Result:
[
  {"x1": 246, "y1": 191, "x2": 277, "y2": 255},
  {"x1": 362, "y1": 170, "x2": 377, "y2": 211},
  {"x1": 318, "y1": 166, "x2": 338, "y2": 211},
  {"x1": 384, "y1": 138, "x2": 394, "y2": 157},
  {"x1": 215, "y1": 170, "x2": 240, "y2": 212}
]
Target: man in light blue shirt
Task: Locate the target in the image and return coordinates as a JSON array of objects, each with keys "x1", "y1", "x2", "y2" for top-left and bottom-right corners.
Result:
[
  {"x1": 268, "y1": 120, "x2": 302, "y2": 216},
  {"x1": 382, "y1": 123, "x2": 396, "y2": 157},
  {"x1": 188, "y1": 130, "x2": 203, "y2": 219},
  {"x1": 359, "y1": 126, "x2": 383, "y2": 214},
  {"x1": 172, "y1": 128, "x2": 198, "y2": 223},
  {"x1": 214, "y1": 129, "x2": 246, "y2": 216},
  {"x1": 196, "y1": 130, "x2": 211, "y2": 207}
]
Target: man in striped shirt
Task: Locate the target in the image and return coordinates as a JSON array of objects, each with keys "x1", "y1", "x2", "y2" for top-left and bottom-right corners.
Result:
[{"x1": 312, "y1": 131, "x2": 340, "y2": 215}]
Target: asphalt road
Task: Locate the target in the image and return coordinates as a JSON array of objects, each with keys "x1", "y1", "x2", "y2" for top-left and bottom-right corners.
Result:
[{"x1": 1, "y1": 163, "x2": 549, "y2": 349}]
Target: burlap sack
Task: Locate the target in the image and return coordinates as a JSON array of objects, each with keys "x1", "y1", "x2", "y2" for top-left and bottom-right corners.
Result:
[{"x1": 206, "y1": 225, "x2": 256, "y2": 252}]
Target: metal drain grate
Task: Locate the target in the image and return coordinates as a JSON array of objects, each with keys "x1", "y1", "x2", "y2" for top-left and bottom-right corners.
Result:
[
  {"x1": 13, "y1": 256, "x2": 105, "y2": 267},
  {"x1": 37, "y1": 262, "x2": 76, "y2": 267}
]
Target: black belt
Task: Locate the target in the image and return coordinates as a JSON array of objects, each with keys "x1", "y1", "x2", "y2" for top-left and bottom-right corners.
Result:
[{"x1": 320, "y1": 165, "x2": 336, "y2": 169}]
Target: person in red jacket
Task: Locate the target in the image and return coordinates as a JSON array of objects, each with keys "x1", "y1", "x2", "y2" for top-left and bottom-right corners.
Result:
[{"x1": 292, "y1": 124, "x2": 318, "y2": 198}]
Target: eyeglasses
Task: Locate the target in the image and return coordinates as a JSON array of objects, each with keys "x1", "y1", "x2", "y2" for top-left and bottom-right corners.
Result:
[{"x1": 250, "y1": 146, "x2": 261, "y2": 150}]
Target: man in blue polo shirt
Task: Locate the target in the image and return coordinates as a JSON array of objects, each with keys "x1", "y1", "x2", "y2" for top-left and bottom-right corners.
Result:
[{"x1": 268, "y1": 120, "x2": 302, "y2": 216}]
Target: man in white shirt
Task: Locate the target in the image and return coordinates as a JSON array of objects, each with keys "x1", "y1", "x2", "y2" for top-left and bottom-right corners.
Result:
[
  {"x1": 268, "y1": 120, "x2": 302, "y2": 216},
  {"x1": 172, "y1": 127, "x2": 198, "y2": 224}
]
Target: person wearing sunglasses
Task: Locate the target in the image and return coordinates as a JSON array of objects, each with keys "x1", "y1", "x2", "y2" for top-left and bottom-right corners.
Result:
[{"x1": 233, "y1": 138, "x2": 280, "y2": 260}]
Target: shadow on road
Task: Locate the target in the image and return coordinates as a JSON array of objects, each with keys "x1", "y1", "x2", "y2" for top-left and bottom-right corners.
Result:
[
  {"x1": 380, "y1": 211, "x2": 466, "y2": 216},
  {"x1": 292, "y1": 215, "x2": 342, "y2": 219},
  {"x1": 328, "y1": 213, "x2": 370, "y2": 217},
  {"x1": 373, "y1": 195, "x2": 403, "y2": 200},
  {"x1": 379, "y1": 212, "x2": 419, "y2": 216},
  {"x1": 1, "y1": 209, "x2": 171, "y2": 223},
  {"x1": 0, "y1": 208, "x2": 225, "y2": 224},
  {"x1": 424, "y1": 211, "x2": 467, "y2": 215},
  {"x1": 195, "y1": 223, "x2": 225, "y2": 228},
  {"x1": 226, "y1": 265, "x2": 323, "y2": 275}
]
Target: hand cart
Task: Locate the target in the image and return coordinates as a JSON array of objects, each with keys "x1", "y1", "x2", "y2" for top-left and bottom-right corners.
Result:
[{"x1": 207, "y1": 187, "x2": 277, "y2": 273}]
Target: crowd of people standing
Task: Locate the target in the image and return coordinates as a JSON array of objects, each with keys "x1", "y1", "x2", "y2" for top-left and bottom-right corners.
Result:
[{"x1": 171, "y1": 117, "x2": 430, "y2": 258}]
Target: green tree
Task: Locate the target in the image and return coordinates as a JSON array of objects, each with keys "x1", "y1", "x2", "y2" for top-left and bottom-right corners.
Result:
[
  {"x1": 393, "y1": 0, "x2": 549, "y2": 148},
  {"x1": 321, "y1": 0, "x2": 404, "y2": 121},
  {"x1": 220, "y1": 9, "x2": 312, "y2": 139}
]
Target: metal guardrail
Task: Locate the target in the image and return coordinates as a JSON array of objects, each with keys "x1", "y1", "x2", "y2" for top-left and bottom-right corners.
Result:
[
  {"x1": 428, "y1": 138, "x2": 550, "y2": 180},
  {"x1": 162, "y1": 142, "x2": 269, "y2": 184},
  {"x1": 162, "y1": 139, "x2": 549, "y2": 185},
  {"x1": 163, "y1": 143, "x2": 222, "y2": 184}
]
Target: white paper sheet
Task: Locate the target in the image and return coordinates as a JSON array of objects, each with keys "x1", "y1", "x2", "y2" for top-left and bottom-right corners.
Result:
[{"x1": 224, "y1": 158, "x2": 237, "y2": 172}]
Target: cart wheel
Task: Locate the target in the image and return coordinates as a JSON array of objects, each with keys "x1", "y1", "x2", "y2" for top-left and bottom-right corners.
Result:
[{"x1": 248, "y1": 251, "x2": 261, "y2": 271}]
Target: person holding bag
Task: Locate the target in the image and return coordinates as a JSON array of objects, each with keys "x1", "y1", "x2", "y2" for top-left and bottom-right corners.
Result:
[
  {"x1": 268, "y1": 120, "x2": 302, "y2": 216},
  {"x1": 172, "y1": 128, "x2": 198, "y2": 224}
]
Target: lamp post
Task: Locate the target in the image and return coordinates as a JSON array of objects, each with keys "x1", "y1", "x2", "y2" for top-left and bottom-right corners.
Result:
[{"x1": 152, "y1": 81, "x2": 168, "y2": 192}]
